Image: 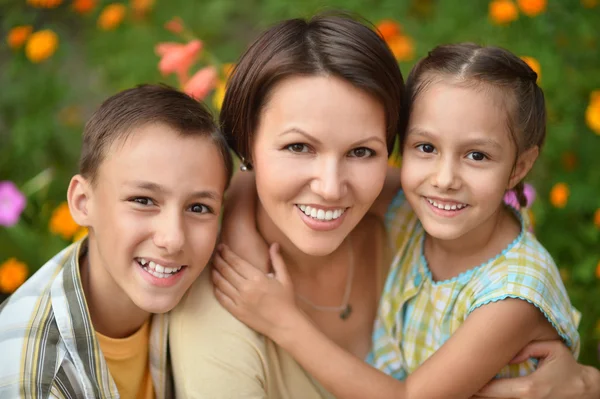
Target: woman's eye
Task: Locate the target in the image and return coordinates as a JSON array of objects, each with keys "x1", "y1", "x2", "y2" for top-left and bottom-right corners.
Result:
[
  {"x1": 416, "y1": 144, "x2": 436, "y2": 153},
  {"x1": 286, "y1": 143, "x2": 309, "y2": 153},
  {"x1": 467, "y1": 151, "x2": 487, "y2": 161},
  {"x1": 131, "y1": 197, "x2": 154, "y2": 206},
  {"x1": 349, "y1": 147, "x2": 375, "y2": 158},
  {"x1": 189, "y1": 204, "x2": 212, "y2": 214}
]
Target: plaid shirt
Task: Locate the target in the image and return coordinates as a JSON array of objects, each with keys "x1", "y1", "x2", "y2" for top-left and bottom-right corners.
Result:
[
  {"x1": 0, "y1": 240, "x2": 173, "y2": 398},
  {"x1": 368, "y1": 190, "x2": 580, "y2": 379}
]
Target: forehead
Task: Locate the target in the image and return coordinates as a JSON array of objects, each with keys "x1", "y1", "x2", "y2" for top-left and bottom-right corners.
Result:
[
  {"x1": 96, "y1": 123, "x2": 227, "y2": 195},
  {"x1": 257, "y1": 75, "x2": 386, "y2": 141}
]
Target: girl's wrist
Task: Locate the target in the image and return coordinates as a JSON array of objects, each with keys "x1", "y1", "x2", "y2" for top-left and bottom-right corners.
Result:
[{"x1": 271, "y1": 308, "x2": 311, "y2": 349}]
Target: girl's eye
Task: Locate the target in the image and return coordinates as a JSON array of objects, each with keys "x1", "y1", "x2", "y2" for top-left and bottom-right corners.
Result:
[
  {"x1": 189, "y1": 204, "x2": 213, "y2": 214},
  {"x1": 131, "y1": 197, "x2": 154, "y2": 206},
  {"x1": 348, "y1": 147, "x2": 375, "y2": 158},
  {"x1": 467, "y1": 151, "x2": 487, "y2": 161},
  {"x1": 416, "y1": 143, "x2": 436, "y2": 153},
  {"x1": 286, "y1": 143, "x2": 310, "y2": 153}
]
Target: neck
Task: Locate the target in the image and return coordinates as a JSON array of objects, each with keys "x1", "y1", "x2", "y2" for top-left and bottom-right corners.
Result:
[{"x1": 80, "y1": 238, "x2": 150, "y2": 338}]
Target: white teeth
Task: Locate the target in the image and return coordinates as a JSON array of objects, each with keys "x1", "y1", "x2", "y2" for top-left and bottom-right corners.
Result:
[
  {"x1": 138, "y1": 259, "x2": 183, "y2": 277},
  {"x1": 426, "y1": 198, "x2": 467, "y2": 211},
  {"x1": 155, "y1": 264, "x2": 165, "y2": 273},
  {"x1": 149, "y1": 261, "x2": 156, "y2": 270},
  {"x1": 297, "y1": 205, "x2": 346, "y2": 221}
]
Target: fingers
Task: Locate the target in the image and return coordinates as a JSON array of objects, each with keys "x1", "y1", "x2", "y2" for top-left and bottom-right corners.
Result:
[
  {"x1": 476, "y1": 376, "x2": 531, "y2": 398},
  {"x1": 217, "y1": 244, "x2": 264, "y2": 280},
  {"x1": 510, "y1": 340, "x2": 563, "y2": 364},
  {"x1": 269, "y1": 243, "x2": 291, "y2": 285},
  {"x1": 213, "y1": 252, "x2": 246, "y2": 290},
  {"x1": 214, "y1": 285, "x2": 238, "y2": 314},
  {"x1": 212, "y1": 267, "x2": 240, "y2": 301}
]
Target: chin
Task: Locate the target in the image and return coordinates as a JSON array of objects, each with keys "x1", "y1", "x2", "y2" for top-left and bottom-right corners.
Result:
[
  {"x1": 134, "y1": 293, "x2": 182, "y2": 314},
  {"x1": 292, "y1": 235, "x2": 346, "y2": 257}
]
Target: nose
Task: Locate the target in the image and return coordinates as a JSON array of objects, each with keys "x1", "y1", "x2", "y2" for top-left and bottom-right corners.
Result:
[
  {"x1": 310, "y1": 157, "x2": 347, "y2": 201},
  {"x1": 432, "y1": 156, "x2": 461, "y2": 191},
  {"x1": 153, "y1": 210, "x2": 185, "y2": 255}
]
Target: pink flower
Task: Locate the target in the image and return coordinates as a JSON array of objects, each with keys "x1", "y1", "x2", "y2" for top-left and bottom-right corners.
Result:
[
  {"x1": 504, "y1": 183, "x2": 536, "y2": 210},
  {"x1": 155, "y1": 39, "x2": 202, "y2": 84},
  {"x1": 183, "y1": 66, "x2": 218, "y2": 100},
  {"x1": 0, "y1": 181, "x2": 26, "y2": 227},
  {"x1": 164, "y1": 17, "x2": 184, "y2": 34}
]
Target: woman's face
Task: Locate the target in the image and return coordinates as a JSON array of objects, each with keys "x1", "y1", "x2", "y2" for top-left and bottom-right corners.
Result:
[{"x1": 251, "y1": 75, "x2": 388, "y2": 256}]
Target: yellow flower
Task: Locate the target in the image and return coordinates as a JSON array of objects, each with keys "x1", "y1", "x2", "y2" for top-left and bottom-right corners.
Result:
[
  {"x1": 517, "y1": 0, "x2": 547, "y2": 16},
  {"x1": 0, "y1": 258, "x2": 28, "y2": 293},
  {"x1": 25, "y1": 29, "x2": 59, "y2": 63},
  {"x1": 594, "y1": 209, "x2": 600, "y2": 229},
  {"x1": 98, "y1": 3, "x2": 127, "y2": 30},
  {"x1": 586, "y1": 98, "x2": 600, "y2": 135},
  {"x1": 581, "y1": 0, "x2": 598, "y2": 8},
  {"x1": 489, "y1": 0, "x2": 519, "y2": 25},
  {"x1": 520, "y1": 56, "x2": 541, "y2": 83},
  {"x1": 131, "y1": 0, "x2": 154, "y2": 18},
  {"x1": 49, "y1": 202, "x2": 80, "y2": 240},
  {"x1": 7, "y1": 25, "x2": 33, "y2": 49},
  {"x1": 591, "y1": 90, "x2": 600, "y2": 105},
  {"x1": 73, "y1": 227, "x2": 89, "y2": 242},
  {"x1": 549, "y1": 183, "x2": 569, "y2": 208},
  {"x1": 213, "y1": 81, "x2": 226, "y2": 110}
]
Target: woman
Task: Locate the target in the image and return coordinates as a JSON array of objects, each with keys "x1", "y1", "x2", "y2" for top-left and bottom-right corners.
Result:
[{"x1": 169, "y1": 14, "x2": 600, "y2": 399}]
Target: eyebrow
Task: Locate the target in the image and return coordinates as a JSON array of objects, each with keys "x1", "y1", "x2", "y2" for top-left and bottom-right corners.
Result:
[
  {"x1": 407, "y1": 128, "x2": 503, "y2": 150},
  {"x1": 125, "y1": 181, "x2": 222, "y2": 201},
  {"x1": 280, "y1": 127, "x2": 386, "y2": 147}
]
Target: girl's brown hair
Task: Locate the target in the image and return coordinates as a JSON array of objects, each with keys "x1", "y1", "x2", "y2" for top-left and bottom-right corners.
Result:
[
  {"x1": 403, "y1": 43, "x2": 546, "y2": 207},
  {"x1": 220, "y1": 13, "x2": 405, "y2": 166}
]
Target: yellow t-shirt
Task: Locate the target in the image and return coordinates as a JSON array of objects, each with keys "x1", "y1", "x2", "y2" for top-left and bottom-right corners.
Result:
[{"x1": 97, "y1": 321, "x2": 154, "y2": 399}]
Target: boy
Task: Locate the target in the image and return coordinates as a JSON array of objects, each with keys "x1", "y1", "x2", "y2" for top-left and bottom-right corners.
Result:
[{"x1": 0, "y1": 84, "x2": 232, "y2": 398}]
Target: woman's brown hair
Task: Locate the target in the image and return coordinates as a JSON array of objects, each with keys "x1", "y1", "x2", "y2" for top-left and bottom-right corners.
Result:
[{"x1": 220, "y1": 13, "x2": 405, "y2": 166}]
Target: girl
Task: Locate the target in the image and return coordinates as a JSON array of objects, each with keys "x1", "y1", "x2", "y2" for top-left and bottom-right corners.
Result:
[{"x1": 213, "y1": 43, "x2": 582, "y2": 399}]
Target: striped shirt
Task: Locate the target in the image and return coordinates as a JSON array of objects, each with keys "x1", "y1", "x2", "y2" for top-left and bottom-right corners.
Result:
[
  {"x1": 368, "y1": 190, "x2": 580, "y2": 380},
  {"x1": 0, "y1": 240, "x2": 173, "y2": 398}
]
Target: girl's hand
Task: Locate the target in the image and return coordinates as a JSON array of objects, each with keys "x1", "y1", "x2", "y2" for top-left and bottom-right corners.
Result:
[
  {"x1": 477, "y1": 340, "x2": 600, "y2": 399},
  {"x1": 212, "y1": 243, "x2": 304, "y2": 341}
]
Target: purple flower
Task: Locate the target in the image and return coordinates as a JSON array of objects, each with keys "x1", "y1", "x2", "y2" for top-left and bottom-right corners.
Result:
[
  {"x1": 0, "y1": 181, "x2": 26, "y2": 227},
  {"x1": 504, "y1": 183, "x2": 536, "y2": 210}
]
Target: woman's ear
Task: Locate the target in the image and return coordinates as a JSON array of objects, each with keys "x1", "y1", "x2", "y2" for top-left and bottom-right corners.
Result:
[
  {"x1": 67, "y1": 174, "x2": 92, "y2": 227},
  {"x1": 508, "y1": 146, "x2": 539, "y2": 190}
]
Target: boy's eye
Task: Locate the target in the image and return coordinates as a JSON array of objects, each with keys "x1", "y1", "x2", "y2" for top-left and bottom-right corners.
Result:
[
  {"x1": 348, "y1": 147, "x2": 375, "y2": 158},
  {"x1": 467, "y1": 151, "x2": 487, "y2": 161},
  {"x1": 286, "y1": 143, "x2": 310, "y2": 153},
  {"x1": 416, "y1": 143, "x2": 436, "y2": 153},
  {"x1": 189, "y1": 204, "x2": 213, "y2": 214},
  {"x1": 131, "y1": 197, "x2": 154, "y2": 206}
]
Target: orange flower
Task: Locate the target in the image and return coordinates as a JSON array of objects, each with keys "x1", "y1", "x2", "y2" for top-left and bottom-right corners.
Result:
[
  {"x1": 73, "y1": 227, "x2": 88, "y2": 242},
  {"x1": 98, "y1": 3, "x2": 127, "y2": 31},
  {"x1": 387, "y1": 35, "x2": 414, "y2": 62},
  {"x1": 581, "y1": 0, "x2": 598, "y2": 8},
  {"x1": 489, "y1": 0, "x2": 519, "y2": 25},
  {"x1": 156, "y1": 40, "x2": 202, "y2": 84},
  {"x1": 222, "y1": 63, "x2": 235, "y2": 79},
  {"x1": 594, "y1": 208, "x2": 600, "y2": 229},
  {"x1": 0, "y1": 258, "x2": 28, "y2": 293},
  {"x1": 561, "y1": 151, "x2": 577, "y2": 171},
  {"x1": 7, "y1": 25, "x2": 33, "y2": 49},
  {"x1": 376, "y1": 20, "x2": 402, "y2": 42},
  {"x1": 549, "y1": 183, "x2": 569, "y2": 208},
  {"x1": 520, "y1": 56, "x2": 541, "y2": 83},
  {"x1": 25, "y1": 29, "x2": 59, "y2": 63},
  {"x1": 49, "y1": 202, "x2": 80, "y2": 240},
  {"x1": 591, "y1": 90, "x2": 600, "y2": 105},
  {"x1": 184, "y1": 66, "x2": 218, "y2": 100},
  {"x1": 517, "y1": 0, "x2": 546, "y2": 16},
  {"x1": 131, "y1": 0, "x2": 153, "y2": 18},
  {"x1": 165, "y1": 16, "x2": 184, "y2": 34},
  {"x1": 586, "y1": 97, "x2": 600, "y2": 135},
  {"x1": 596, "y1": 260, "x2": 600, "y2": 279},
  {"x1": 72, "y1": 0, "x2": 96, "y2": 14},
  {"x1": 27, "y1": 0, "x2": 62, "y2": 8}
]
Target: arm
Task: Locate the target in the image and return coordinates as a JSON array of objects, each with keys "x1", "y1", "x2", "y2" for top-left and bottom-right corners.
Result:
[
  {"x1": 369, "y1": 166, "x2": 402, "y2": 220},
  {"x1": 478, "y1": 340, "x2": 600, "y2": 399},
  {"x1": 170, "y1": 271, "x2": 269, "y2": 399},
  {"x1": 221, "y1": 170, "x2": 270, "y2": 272},
  {"x1": 212, "y1": 244, "x2": 553, "y2": 399}
]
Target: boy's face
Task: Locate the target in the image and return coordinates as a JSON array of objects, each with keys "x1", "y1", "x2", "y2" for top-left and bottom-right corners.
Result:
[{"x1": 80, "y1": 123, "x2": 227, "y2": 314}]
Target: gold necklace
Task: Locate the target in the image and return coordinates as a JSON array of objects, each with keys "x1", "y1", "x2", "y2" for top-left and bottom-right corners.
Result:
[{"x1": 295, "y1": 237, "x2": 354, "y2": 320}]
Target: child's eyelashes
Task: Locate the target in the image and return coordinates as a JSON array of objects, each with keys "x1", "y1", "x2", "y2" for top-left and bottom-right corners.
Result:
[
  {"x1": 188, "y1": 204, "x2": 214, "y2": 214},
  {"x1": 128, "y1": 197, "x2": 214, "y2": 215},
  {"x1": 283, "y1": 143, "x2": 376, "y2": 158},
  {"x1": 129, "y1": 196, "x2": 155, "y2": 206},
  {"x1": 466, "y1": 151, "x2": 488, "y2": 161},
  {"x1": 413, "y1": 144, "x2": 489, "y2": 161},
  {"x1": 415, "y1": 143, "x2": 436, "y2": 154}
]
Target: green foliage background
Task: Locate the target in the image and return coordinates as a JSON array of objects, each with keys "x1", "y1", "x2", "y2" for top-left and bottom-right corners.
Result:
[{"x1": 1, "y1": 0, "x2": 599, "y2": 366}]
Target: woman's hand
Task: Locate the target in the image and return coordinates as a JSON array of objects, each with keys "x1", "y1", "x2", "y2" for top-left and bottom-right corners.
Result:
[
  {"x1": 212, "y1": 243, "x2": 304, "y2": 341},
  {"x1": 220, "y1": 171, "x2": 270, "y2": 272},
  {"x1": 477, "y1": 340, "x2": 600, "y2": 399}
]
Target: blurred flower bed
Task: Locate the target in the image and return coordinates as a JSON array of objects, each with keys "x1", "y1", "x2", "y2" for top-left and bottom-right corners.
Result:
[{"x1": 1, "y1": 0, "x2": 599, "y2": 366}]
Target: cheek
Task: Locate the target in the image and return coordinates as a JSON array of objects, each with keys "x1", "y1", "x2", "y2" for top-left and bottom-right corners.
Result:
[{"x1": 349, "y1": 160, "x2": 387, "y2": 202}]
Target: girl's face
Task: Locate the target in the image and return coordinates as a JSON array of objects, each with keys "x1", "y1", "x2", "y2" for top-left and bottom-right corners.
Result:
[
  {"x1": 251, "y1": 75, "x2": 388, "y2": 256},
  {"x1": 401, "y1": 81, "x2": 519, "y2": 242}
]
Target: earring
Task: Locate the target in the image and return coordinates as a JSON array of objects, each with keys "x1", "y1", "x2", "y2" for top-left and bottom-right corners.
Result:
[{"x1": 240, "y1": 157, "x2": 251, "y2": 171}]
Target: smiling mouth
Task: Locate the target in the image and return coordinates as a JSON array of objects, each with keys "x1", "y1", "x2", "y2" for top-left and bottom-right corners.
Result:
[
  {"x1": 296, "y1": 204, "x2": 347, "y2": 221},
  {"x1": 425, "y1": 197, "x2": 469, "y2": 211},
  {"x1": 135, "y1": 258, "x2": 186, "y2": 279}
]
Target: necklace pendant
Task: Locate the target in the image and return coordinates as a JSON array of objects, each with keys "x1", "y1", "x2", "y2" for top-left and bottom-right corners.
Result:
[{"x1": 339, "y1": 304, "x2": 352, "y2": 320}]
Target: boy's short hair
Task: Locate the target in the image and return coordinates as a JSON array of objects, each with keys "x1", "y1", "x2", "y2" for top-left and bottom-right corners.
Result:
[{"x1": 80, "y1": 84, "x2": 233, "y2": 187}]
